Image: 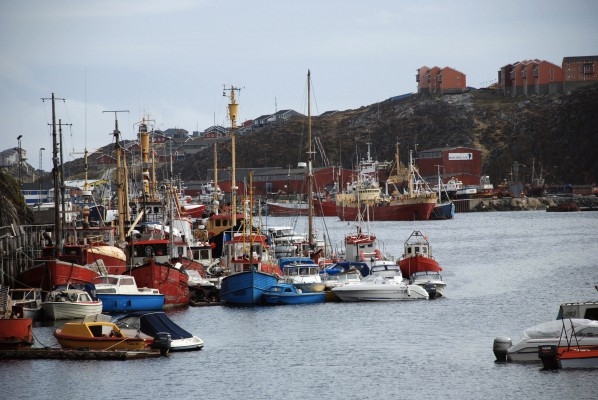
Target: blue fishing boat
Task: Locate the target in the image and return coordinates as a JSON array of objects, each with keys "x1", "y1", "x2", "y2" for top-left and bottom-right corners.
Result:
[
  {"x1": 262, "y1": 283, "x2": 326, "y2": 305},
  {"x1": 93, "y1": 275, "x2": 165, "y2": 312},
  {"x1": 218, "y1": 88, "x2": 282, "y2": 306}
]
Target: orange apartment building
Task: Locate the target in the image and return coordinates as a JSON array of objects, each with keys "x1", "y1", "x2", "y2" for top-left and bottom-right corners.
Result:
[
  {"x1": 562, "y1": 56, "x2": 598, "y2": 91},
  {"x1": 416, "y1": 66, "x2": 467, "y2": 94},
  {"x1": 498, "y1": 56, "x2": 597, "y2": 95}
]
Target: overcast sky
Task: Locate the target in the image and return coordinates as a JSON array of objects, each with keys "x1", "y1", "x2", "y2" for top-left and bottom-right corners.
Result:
[{"x1": 1, "y1": 0, "x2": 596, "y2": 171}]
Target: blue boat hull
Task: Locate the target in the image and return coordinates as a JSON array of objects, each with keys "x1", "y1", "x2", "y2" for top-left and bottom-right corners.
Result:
[
  {"x1": 430, "y1": 202, "x2": 455, "y2": 220},
  {"x1": 263, "y1": 292, "x2": 326, "y2": 305},
  {"x1": 220, "y1": 271, "x2": 278, "y2": 305},
  {"x1": 96, "y1": 294, "x2": 165, "y2": 312}
]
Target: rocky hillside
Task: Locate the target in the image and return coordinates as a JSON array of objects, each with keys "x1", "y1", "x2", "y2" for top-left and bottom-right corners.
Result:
[
  {"x1": 177, "y1": 83, "x2": 598, "y2": 187},
  {"x1": 0, "y1": 170, "x2": 33, "y2": 226}
]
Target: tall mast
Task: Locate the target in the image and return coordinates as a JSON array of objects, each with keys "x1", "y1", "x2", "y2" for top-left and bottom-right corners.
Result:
[
  {"x1": 104, "y1": 110, "x2": 129, "y2": 241},
  {"x1": 213, "y1": 141, "x2": 219, "y2": 214},
  {"x1": 307, "y1": 70, "x2": 314, "y2": 247},
  {"x1": 50, "y1": 94, "x2": 60, "y2": 256},
  {"x1": 224, "y1": 85, "x2": 240, "y2": 226}
]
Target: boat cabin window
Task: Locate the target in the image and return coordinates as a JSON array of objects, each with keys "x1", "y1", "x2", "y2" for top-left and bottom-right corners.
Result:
[
  {"x1": 578, "y1": 327, "x2": 598, "y2": 337},
  {"x1": 584, "y1": 308, "x2": 598, "y2": 320},
  {"x1": 414, "y1": 246, "x2": 420, "y2": 254}
]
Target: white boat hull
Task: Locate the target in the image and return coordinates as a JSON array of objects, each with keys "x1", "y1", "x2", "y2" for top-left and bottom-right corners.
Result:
[
  {"x1": 41, "y1": 302, "x2": 103, "y2": 320},
  {"x1": 332, "y1": 282, "x2": 429, "y2": 301}
]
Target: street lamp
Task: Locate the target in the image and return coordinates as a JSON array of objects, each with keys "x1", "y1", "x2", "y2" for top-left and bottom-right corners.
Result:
[
  {"x1": 39, "y1": 148, "x2": 45, "y2": 205},
  {"x1": 17, "y1": 135, "x2": 23, "y2": 187}
]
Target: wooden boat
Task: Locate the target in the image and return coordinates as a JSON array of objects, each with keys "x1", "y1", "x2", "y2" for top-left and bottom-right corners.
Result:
[
  {"x1": 398, "y1": 230, "x2": 443, "y2": 280},
  {"x1": 53, "y1": 314, "x2": 151, "y2": 351},
  {"x1": 0, "y1": 285, "x2": 34, "y2": 349},
  {"x1": 93, "y1": 275, "x2": 165, "y2": 312},
  {"x1": 263, "y1": 283, "x2": 326, "y2": 305},
  {"x1": 41, "y1": 288, "x2": 103, "y2": 320}
]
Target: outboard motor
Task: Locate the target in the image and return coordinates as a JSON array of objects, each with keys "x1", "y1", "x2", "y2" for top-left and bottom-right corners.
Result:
[
  {"x1": 538, "y1": 345, "x2": 560, "y2": 370},
  {"x1": 493, "y1": 336, "x2": 512, "y2": 362},
  {"x1": 152, "y1": 332, "x2": 172, "y2": 356},
  {"x1": 423, "y1": 283, "x2": 437, "y2": 299}
]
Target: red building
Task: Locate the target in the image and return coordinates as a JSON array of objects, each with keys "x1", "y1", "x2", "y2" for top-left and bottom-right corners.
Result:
[
  {"x1": 416, "y1": 66, "x2": 467, "y2": 94},
  {"x1": 562, "y1": 55, "x2": 598, "y2": 92},
  {"x1": 416, "y1": 147, "x2": 482, "y2": 186}
]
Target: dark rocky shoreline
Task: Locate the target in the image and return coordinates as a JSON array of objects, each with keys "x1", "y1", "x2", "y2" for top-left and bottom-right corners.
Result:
[{"x1": 467, "y1": 195, "x2": 598, "y2": 212}]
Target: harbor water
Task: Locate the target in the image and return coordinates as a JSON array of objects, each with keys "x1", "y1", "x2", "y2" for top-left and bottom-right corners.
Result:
[{"x1": 2, "y1": 211, "x2": 597, "y2": 399}]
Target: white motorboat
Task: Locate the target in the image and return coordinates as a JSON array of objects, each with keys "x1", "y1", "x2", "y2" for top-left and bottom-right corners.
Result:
[
  {"x1": 409, "y1": 271, "x2": 446, "y2": 299},
  {"x1": 279, "y1": 259, "x2": 325, "y2": 293},
  {"x1": 41, "y1": 288, "x2": 103, "y2": 320},
  {"x1": 115, "y1": 311, "x2": 204, "y2": 351},
  {"x1": 493, "y1": 318, "x2": 598, "y2": 362},
  {"x1": 331, "y1": 261, "x2": 429, "y2": 301}
]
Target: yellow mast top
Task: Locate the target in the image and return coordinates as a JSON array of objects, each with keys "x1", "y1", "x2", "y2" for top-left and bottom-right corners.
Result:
[{"x1": 224, "y1": 85, "x2": 240, "y2": 226}]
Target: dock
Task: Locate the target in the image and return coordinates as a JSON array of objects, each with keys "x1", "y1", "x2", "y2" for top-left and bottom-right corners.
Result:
[{"x1": 0, "y1": 347, "x2": 164, "y2": 360}]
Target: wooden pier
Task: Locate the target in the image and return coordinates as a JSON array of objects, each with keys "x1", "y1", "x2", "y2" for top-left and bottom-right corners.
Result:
[{"x1": 0, "y1": 347, "x2": 164, "y2": 360}]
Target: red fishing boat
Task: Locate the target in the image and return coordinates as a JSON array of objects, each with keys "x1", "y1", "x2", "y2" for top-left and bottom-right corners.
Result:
[
  {"x1": 336, "y1": 144, "x2": 437, "y2": 222},
  {"x1": 313, "y1": 196, "x2": 337, "y2": 217},
  {"x1": 0, "y1": 285, "x2": 34, "y2": 349},
  {"x1": 127, "y1": 237, "x2": 190, "y2": 308},
  {"x1": 397, "y1": 230, "x2": 442, "y2": 279}
]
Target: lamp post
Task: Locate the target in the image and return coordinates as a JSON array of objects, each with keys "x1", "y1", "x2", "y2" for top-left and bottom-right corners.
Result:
[
  {"x1": 17, "y1": 135, "x2": 23, "y2": 187},
  {"x1": 39, "y1": 147, "x2": 45, "y2": 205}
]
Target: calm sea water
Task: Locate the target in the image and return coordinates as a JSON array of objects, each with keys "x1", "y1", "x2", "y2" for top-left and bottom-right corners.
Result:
[{"x1": 2, "y1": 211, "x2": 597, "y2": 400}]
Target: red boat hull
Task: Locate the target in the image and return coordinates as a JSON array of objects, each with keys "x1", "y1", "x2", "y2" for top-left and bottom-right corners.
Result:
[
  {"x1": 17, "y1": 259, "x2": 101, "y2": 291},
  {"x1": 313, "y1": 198, "x2": 337, "y2": 217},
  {"x1": 266, "y1": 202, "x2": 309, "y2": 216},
  {"x1": 398, "y1": 255, "x2": 442, "y2": 279},
  {"x1": 0, "y1": 318, "x2": 34, "y2": 348},
  {"x1": 336, "y1": 202, "x2": 436, "y2": 222},
  {"x1": 129, "y1": 260, "x2": 190, "y2": 308}
]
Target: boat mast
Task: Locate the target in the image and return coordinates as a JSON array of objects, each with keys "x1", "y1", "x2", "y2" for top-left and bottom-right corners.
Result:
[
  {"x1": 213, "y1": 142, "x2": 219, "y2": 215},
  {"x1": 49, "y1": 94, "x2": 61, "y2": 256},
  {"x1": 224, "y1": 85, "x2": 240, "y2": 227},
  {"x1": 104, "y1": 110, "x2": 130, "y2": 241},
  {"x1": 307, "y1": 70, "x2": 314, "y2": 248}
]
